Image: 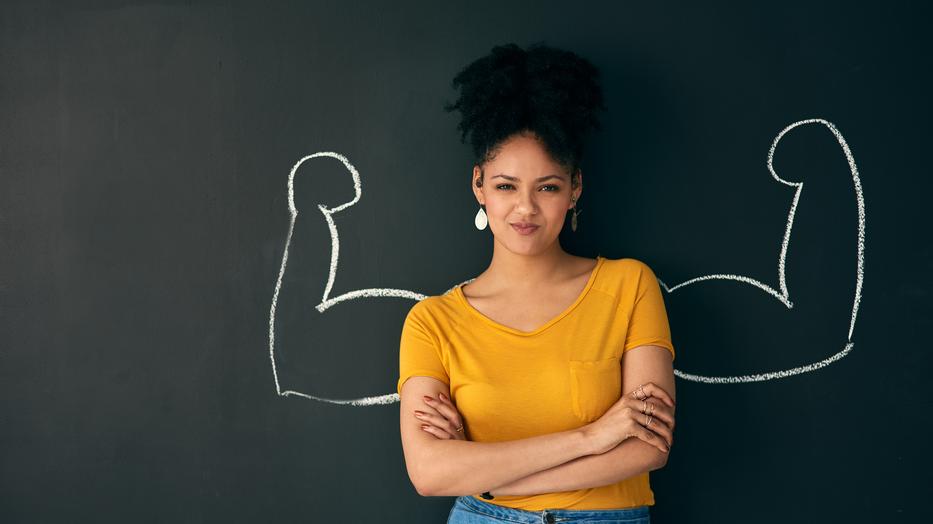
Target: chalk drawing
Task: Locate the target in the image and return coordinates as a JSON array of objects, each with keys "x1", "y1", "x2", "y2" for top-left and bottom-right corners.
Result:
[
  {"x1": 666, "y1": 118, "x2": 865, "y2": 383},
  {"x1": 267, "y1": 118, "x2": 864, "y2": 405}
]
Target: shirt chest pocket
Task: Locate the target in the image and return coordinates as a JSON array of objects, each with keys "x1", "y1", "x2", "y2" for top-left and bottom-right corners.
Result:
[{"x1": 568, "y1": 357, "x2": 622, "y2": 422}]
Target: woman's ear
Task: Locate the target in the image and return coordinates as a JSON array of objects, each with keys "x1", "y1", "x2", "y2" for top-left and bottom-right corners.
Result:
[
  {"x1": 572, "y1": 169, "x2": 583, "y2": 205},
  {"x1": 472, "y1": 165, "x2": 484, "y2": 203}
]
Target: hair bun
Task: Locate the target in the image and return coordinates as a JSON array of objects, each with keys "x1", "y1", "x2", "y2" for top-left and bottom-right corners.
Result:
[{"x1": 444, "y1": 42, "x2": 607, "y2": 173}]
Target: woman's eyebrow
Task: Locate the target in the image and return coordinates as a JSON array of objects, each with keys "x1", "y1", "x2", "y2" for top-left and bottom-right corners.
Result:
[{"x1": 491, "y1": 174, "x2": 565, "y2": 182}]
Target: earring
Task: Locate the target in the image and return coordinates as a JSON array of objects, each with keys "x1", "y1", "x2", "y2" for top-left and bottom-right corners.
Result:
[
  {"x1": 474, "y1": 204, "x2": 488, "y2": 230},
  {"x1": 570, "y1": 196, "x2": 582, "y2": 232}
]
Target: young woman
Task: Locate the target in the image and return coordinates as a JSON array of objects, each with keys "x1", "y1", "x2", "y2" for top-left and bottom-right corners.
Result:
[{"x1": 397, "y1": 42, "x2": 677, "y2": 524}]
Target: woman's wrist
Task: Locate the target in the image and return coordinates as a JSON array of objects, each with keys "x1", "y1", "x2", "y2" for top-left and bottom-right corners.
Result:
[{"x1": 579, "y1": 423, "x2": 611, "y2": 455}]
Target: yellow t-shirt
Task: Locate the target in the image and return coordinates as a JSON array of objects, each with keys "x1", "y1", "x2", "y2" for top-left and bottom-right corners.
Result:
[{"x1": 397, "y1": 256, "x2": 675, "y2": 511}]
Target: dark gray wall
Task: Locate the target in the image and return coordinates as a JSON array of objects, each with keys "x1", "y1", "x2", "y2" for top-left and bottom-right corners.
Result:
[{"x1": 1, "y1": 0, "x2": 930, "y2": 522}]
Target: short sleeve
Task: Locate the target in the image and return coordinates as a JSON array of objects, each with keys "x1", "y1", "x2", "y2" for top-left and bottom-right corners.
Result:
[
  {"x1": 622, "y1": 261, "x2": 676, "y2": 361},
  {"x1": 397, "y1": 302, "x2": 450, "y2": 395}
]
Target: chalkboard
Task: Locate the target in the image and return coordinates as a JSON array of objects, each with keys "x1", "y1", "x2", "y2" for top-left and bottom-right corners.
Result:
[{"x1": 2, "y1": 1, "x2": 930, "y2": 522}]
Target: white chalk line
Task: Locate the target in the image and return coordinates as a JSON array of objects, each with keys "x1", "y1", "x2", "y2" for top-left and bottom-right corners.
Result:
[
  {"x1": 267, "y1": 118, "x2": 865, "y2": 405},
  {"x1": 663, "y1": 118, "x2": 865, "y2": 383}
]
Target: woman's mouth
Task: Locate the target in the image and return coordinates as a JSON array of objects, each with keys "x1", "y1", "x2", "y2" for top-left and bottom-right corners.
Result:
[{"x1": 511, "y1": 223, "x2": 540, "y2": 235}]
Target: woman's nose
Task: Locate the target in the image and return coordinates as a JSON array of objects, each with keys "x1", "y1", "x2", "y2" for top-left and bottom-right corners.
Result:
[{"x1": 514, "y1": 190, "x2": 539, "y2": 213}]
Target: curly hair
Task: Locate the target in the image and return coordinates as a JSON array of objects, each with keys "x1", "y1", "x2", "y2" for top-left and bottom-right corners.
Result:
[{"x1": 443, "y1": 42, "x2": 607, "y2": 186}]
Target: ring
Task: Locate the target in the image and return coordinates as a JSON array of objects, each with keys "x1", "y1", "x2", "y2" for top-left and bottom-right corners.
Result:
[
  {"x1": 455, "y1": 424, "x2": 464, "y2": 433},
  {"x1": 632, "y1": 384, "x2": 648, "y2": 401}
]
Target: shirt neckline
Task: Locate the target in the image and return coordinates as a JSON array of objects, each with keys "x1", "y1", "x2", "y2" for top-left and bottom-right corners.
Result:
[{"x1": 454, "y1": 256, "x2": 606, "y2": 337}]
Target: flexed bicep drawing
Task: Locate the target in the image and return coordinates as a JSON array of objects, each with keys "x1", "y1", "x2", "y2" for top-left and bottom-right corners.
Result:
[{"x1": 267, "y1": 117, "x2": 865, "y2": 405}]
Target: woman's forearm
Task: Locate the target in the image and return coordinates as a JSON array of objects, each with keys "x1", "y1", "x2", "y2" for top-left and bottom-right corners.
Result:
[
  {"x1": 487, "y1": 438, "x2": 667, "y2": 497},
  {"x1": 419, "y1": 427, "x2": 597, "y2": 497}
]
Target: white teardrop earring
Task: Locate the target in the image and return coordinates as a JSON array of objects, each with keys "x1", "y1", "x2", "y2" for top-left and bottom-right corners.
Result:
[{"x1": 474, "y1": 205, "x2": 488, "y2": 230}]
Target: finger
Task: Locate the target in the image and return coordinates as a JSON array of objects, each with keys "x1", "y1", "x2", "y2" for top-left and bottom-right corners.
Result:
[
  {"x1": 414, "y1": 408, "x2": 463, "y2": 440},
  {"x1": 430, "y1": 393, "x2": 463, "y2": 428},
  {"x1": 628, "y1": 383, "x2": 673, "y2": 408},
  {"x1": 419, "y1": 395, "x2": 446, "y2": 417},
  {"x1": 625, "y1": 406, "x2": 673, "y2": 448},
  {"x1": 419, "y1": 423, "x2": 452, "y2": 439},
  {"x1": 641, "y1": 425, "x2": 670, "y2": 453},
  {"x1": 415, "y1": 410, "x2": 460, "y2": 439},
  {"x1": 633, "y1": 414, "x2": 671, "y2": 453},
  {"x1": 641, "y1": 382, "x2": 675, "y2": 408},
  {"x1": 433, "y1": 424, "x2": 459, "y2": 440},
  {"x1": 413, "y1": 410, "x2": 456, "y2": 437},
  {"x1": 647, "y1": 400, "x2": 675, "y2": 432},
  {"x1": 629, "y1": 418, "x2": 668, "y2": 453},
  {"x1": 424, "y1": 395, "x2": 465, "y2": 433},
  {"x1": 622, "y1": 397, "x2": 675, "y2": 432},
  {"x1": 642, "y1": 414, "x2": 674, "y2": 448}
]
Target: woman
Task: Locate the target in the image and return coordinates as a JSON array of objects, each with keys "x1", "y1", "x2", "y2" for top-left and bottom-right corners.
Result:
[{"x1": 397, "y1": 42, "x2": 677, "y2": 524}]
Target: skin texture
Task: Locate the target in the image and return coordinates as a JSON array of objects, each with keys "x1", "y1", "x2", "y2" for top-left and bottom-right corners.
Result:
[{"x1": 398, "y1": 131, "x2": 677, "y2": 497}]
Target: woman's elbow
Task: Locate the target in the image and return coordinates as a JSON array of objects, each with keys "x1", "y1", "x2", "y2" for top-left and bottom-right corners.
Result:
[
  {"x1": 413, "y1": 479, "x2": 433, "y2": 497},
  {"x1": 649, "y1": 449, "x2": 669, "y2": 471},
  {"x1": 412, "y1": 464, "x2": 458, "y2": 497},
  {"x1": 406, "y1": 460, "x2": 438, "y2": 497}
]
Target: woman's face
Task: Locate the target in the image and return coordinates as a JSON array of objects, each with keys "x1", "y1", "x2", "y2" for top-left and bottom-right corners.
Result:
[{"x1": 472, "y1": 133, "x2": 581, "y2": 255}]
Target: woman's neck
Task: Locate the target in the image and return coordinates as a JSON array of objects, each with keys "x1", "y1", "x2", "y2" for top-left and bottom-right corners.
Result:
[{"x1": 481, "y1": 242, "x2": 576, "y2": 291}]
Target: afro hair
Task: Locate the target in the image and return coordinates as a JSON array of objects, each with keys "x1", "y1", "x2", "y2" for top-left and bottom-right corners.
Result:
[{"x1": 443, "y1": 42, "x2": 607, "y2": 184}]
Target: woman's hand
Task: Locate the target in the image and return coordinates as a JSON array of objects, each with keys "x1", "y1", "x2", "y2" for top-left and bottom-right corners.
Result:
[
  {"x1": 584, "y1": 382, "x2": 676, "y2": 455},
  {"x1": 414, "y1": 392, "x2": 469, "y2": 441}
]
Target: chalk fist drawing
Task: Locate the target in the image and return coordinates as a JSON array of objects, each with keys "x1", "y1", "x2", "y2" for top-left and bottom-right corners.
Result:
[{"x1": 267, "y1": 118, "x2": 865, "y2": 406}]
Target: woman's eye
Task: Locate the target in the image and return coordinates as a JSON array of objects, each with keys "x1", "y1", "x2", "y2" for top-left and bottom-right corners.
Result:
[{"x1": 495, "y1": 184, "x2": 561, "y2": 192}]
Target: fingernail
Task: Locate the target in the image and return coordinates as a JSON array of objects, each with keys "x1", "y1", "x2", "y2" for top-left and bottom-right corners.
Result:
[
  {"x1": 421, "y1": 425, "x2": 430, "y2": 430},
  {"x1": 414, "y1": 411, "x2": 425, "y2": 418},
  {"x1": 439, "y1": 393, "x2": 448, "y2": 401},
  {"x1": 423, "y1": 395, "x2": 434, "y2": 402}
]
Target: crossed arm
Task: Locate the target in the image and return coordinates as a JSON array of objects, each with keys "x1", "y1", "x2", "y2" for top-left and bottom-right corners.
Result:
[
  {"x1": 485, "y1": 426, "x2": 666, "y2": 497},
  {"x1": 399, "y1": 345, "x2": 675, "y2": 497}
]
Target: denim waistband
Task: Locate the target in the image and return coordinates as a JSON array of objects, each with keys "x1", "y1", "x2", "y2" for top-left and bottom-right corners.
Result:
[{"x1": 449, "y1": 495, "x2": 650, "y2": 523}]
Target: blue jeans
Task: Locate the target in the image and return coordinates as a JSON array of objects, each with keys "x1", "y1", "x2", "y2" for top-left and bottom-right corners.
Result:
[{"x1": 447, "y1": 495, "x2": 651, "y2": 523}]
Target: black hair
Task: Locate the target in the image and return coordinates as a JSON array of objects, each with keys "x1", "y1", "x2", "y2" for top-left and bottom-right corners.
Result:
[{"x1": 443, "y1": 42, "x2": 607, "y2": 187}]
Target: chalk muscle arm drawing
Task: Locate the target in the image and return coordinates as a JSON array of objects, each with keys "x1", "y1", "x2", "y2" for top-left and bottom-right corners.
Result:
[{"x1": 267, "y1": 118, "x2": 865, "y2": 405}]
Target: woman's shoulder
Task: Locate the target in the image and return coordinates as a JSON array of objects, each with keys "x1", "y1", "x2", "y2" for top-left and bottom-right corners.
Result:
[
  {"x1": 405, "y1": 284, "x2": 465, "y2": 321},
  {"x1": 592, "y1": 256, "x2": 660, "y2": 297},
  {"x1": 601, "y1": 256, "x2": 655, "y2": 275}
]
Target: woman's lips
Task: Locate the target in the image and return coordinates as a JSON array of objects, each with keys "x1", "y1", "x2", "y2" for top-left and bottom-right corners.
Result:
[{"x1": 511, "y1": 224, "x2": 540, "y2": 235}]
